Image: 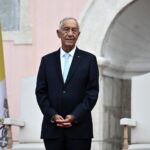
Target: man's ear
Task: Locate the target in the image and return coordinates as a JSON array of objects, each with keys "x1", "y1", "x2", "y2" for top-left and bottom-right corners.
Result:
[
  {"x1": 56, "y1": 30, "x2": 61, "y2": 38},
  {"x1": 76, "y1": 32, "x2": 80, "y2": 38},
  {"x1": 78, "y1": 32, "x2": 80, "y2": 36}
]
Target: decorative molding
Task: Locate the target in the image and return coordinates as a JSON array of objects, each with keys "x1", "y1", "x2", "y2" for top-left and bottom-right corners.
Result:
[
  {"x1": 102, "y1": 67, "x2": 149, "y2": 79},
  {"x1": 3, "y1": 118, "x2": 25, "y2": 127},
  {"x1": 2, "y1": 0, "x2": 32, "y2": 44}
]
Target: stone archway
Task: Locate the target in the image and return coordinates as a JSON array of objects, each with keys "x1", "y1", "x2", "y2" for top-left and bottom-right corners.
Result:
[
  {"x1": 102, "y1": 0, "x2": 150, "y2": 78},
  {"x1": 78, "y1": 0, "x2": 150, "y2": 149},
  {"x1": 101, "y1": 0, "x2": 150, "y2": 149}
]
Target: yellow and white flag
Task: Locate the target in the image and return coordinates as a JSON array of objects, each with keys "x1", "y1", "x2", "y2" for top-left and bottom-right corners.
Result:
[
  {"x1": 0, "y1": 26, "x2": 6, "y2": 118},
  {"x1": 0, "y1": 26, "x2": 7, "y2": 148}
]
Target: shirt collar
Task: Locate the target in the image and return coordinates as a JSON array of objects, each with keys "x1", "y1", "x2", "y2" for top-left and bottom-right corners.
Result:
[{"x1": 60, "y1": 47, "x2": 76, "y2": 58}]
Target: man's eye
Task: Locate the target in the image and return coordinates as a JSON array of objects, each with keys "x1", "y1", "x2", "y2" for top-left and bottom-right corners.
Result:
[
  {"x1": 72, "y1": 28, "x2": 78, "y2": 32},
  {"x1": 63, "y1": 28, "x2": 70, "y2": 32}
]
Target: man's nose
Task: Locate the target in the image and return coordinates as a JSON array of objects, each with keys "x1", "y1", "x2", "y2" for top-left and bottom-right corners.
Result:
[{"x1": 68, "y1": 29, "x2": 74, "y2": 36}]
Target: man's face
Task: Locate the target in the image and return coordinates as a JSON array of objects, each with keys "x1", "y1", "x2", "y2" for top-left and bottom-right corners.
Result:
[{"x1": 57, "y1": 19, "x2": 80, "y2": 52}]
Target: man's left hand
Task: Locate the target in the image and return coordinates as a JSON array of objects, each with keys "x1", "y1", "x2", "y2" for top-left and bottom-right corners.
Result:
[
  {"x1": 64, "y1": 115, "x2": 75, "y2": 124},
  {"x1": 56, "y1": 115, "x2": 75, "y2": 128}
]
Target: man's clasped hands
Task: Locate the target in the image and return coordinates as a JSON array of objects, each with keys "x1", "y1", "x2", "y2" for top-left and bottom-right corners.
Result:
[{"x1": 53, "y1": 114, "x2": 75, "y2": 128}]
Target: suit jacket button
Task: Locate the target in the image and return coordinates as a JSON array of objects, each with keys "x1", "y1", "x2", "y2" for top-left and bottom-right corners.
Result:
[{"x1": 63, "y1": 91, "x2": 66, "y2": 94}]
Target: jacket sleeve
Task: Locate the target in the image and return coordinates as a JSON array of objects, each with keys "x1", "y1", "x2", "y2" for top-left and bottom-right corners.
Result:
[
  {"x1": 35, "y1": 57, "x2": 57, "y2": 118},
  {"x1": 71, "y1": 55, "x2": 99, "y2": 122}
]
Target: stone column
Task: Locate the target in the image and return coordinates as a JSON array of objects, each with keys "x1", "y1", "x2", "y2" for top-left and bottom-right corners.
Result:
[{"x1": 101, "y1": 76, "x2": 131, "y2": 150}]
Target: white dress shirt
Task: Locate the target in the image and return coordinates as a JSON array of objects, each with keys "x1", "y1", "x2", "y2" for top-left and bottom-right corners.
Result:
[{"x1": 60, "y1": 47, "x2": 76, "y2": 75}]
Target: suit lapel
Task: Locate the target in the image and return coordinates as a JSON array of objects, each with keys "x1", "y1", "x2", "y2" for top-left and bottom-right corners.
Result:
[
  {"x1": 65, "y1": 48, "x2": 82, "y2": 85},
  {"x1": 54, "y1": 49, "x2": 64, "y2": 85}
]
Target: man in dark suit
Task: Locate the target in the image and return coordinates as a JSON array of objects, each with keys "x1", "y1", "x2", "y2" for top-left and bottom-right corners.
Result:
[{"x1": 35, "y1": 17, "x2": 99, "y2": 150}]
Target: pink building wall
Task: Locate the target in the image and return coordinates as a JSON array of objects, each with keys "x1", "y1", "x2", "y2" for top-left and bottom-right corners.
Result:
[{"x1": 3, "y1": 0, "x2": 86, "y2": 141}]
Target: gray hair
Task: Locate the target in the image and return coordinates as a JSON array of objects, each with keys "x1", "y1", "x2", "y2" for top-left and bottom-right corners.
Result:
[{"x1": 59, "y1": 17, "x2": 80, "y2": 31}]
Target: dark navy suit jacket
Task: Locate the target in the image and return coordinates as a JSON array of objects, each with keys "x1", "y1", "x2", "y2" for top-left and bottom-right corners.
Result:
[{"x1": 35, "y1": 47, "x2": 99, "y2": 139}]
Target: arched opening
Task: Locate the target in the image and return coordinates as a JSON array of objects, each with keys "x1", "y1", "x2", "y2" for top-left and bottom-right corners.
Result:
[
  {"x1": 101, "y1": 0, "x2": 150, "y2": 149},
  {"x1": 102, "y1": 0, "x2": 150, "y2": 78}
]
